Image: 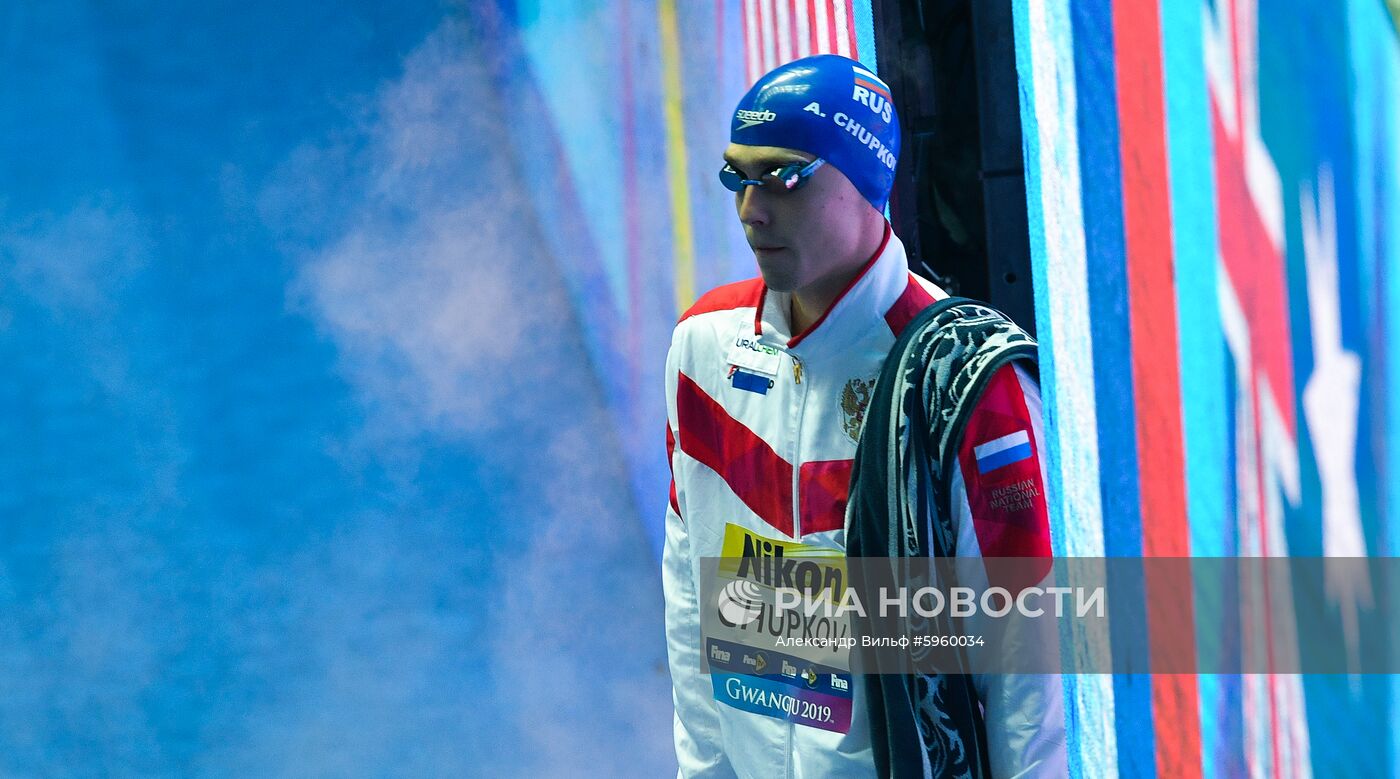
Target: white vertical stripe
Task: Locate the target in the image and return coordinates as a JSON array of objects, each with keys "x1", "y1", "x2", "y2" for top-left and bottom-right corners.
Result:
[
  {"x1": 774, "y1": 0, "x2": 792, "y2": 63},
  {"x1": 743, "y1": 0, "x2": 760, "y2": 85},
  {"x1": 794, "y1": 0, "x2": 811, "y2": 58},
  {"x1": 832, "y1": 0, "x2": 850, "y2": 57},
  {"x1": 761, "y1": 0, "x2": 777, "y2": 72},
  {"x1": 1021, "y1": 3, "x2": 1103, "y2": 555},
  {"x1": 813, "y1": 0, "x2": 830, "y2": 55},
  {"x1": 1013, "y1": 0, "x2": 1114, "y2": 777}
]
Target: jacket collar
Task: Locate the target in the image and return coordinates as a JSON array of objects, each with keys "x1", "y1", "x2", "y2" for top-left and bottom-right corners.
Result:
[{"x1": 753, "y1": 222, "x2": 911, "y2": 353}]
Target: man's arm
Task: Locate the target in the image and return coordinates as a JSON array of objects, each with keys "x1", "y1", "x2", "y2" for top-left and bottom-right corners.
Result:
[
  {"x1": 661, "y1": 340, "x2": 737, "y2": 778},
  {"x1": 951, "y1": 363, "x2": 1068, "y2": 778}
]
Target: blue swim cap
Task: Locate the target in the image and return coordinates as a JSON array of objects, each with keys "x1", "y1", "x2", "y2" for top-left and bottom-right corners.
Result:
[{"x1": 730, "y1": 54, "x2": 900, "y2": 211}]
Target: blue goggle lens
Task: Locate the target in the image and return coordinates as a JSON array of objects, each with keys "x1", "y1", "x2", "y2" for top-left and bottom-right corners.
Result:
[{"x1": 719, "y1": 159, "x2": 824, "y2": 193}]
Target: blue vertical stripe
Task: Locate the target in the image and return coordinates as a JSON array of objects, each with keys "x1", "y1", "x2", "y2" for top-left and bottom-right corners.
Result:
[
  {"x1": 1344, "y1": 0, "x2": 1400, "y2": 772},
  {"x1": 853, "y1": 0, "x2": 877, "y2": 72}
]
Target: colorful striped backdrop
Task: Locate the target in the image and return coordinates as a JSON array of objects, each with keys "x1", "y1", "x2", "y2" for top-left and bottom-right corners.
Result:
[
  {"x1": 513, "y1": 1, "x2": 1400, "y2": 772},
  {"x1": 3, "y1": 0, "x2": 1397, "y2": 773}
]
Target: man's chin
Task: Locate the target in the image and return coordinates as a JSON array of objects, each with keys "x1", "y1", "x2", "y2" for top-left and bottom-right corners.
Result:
[
  {"x1": 757, "y1": 273, "x2": 798, "y2": 293},
  {"x1": 755, "y1": 260, "x2": 799, "y2": 293}
]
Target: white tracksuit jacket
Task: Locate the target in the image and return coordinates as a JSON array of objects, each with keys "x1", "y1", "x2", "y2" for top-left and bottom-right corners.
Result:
[{"x1": 662, "y1": 225, "x2": 1068, "y2": 778}]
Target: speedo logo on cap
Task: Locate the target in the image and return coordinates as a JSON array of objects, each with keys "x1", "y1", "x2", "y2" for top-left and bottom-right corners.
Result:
[
  {"x1": 850, "y1": 65, "x2": 893, "y2": 123},
  {"x1": 735, "y1": 109, "x2": 777, "y2": 130}
]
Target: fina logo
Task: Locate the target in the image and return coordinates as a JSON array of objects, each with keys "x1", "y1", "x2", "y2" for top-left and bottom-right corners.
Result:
[
  {"x1": 735, "y1": 109, "x2": 777, "y2": 131},
  {"x1": 716, "y1": 579, "x2": 764, "y2": 626}
]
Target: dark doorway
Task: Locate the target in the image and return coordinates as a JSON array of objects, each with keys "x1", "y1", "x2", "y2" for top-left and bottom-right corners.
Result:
[{"x1": 873, "y1": 0, "x2": 1035, "y2": 336}]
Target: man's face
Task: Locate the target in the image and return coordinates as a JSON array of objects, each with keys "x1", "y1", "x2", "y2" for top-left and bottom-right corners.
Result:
[{"x1": 723, "y1": 143, "x2": 875, "y2": 295}]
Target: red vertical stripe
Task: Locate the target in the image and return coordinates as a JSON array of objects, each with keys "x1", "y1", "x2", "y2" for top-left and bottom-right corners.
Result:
[
  {"x1": 1112, "y1": 0, "x2": 1201, "y2": 776},
  {"x1": 806, "y1": 0, "x2": 819, "y2": 55},
  {"x1": 666, "y1": 424, "x2": 680, "y2": 516},
  {"x1": 787, "y1": 0, "x2": 801, "y2": 61},
  {"x1": 830, "y1": 0, "x2": 846, "y2": 56}
]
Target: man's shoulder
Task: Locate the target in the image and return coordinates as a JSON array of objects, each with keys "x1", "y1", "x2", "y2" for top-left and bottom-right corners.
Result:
[
  {"x1": 884, "y1": 271, "x2": 946, "y2": 338},
  {"x1": 667, "y1": 278, "x2": 763, "y2": 375},
  {"x1": 676, "y1": 277, "x2": 765, "y2": 326}
]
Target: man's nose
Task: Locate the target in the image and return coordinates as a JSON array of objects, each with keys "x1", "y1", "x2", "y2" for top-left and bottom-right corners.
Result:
[{"x1": 737, "y1": 185, "x2": 769, "y2": 226}]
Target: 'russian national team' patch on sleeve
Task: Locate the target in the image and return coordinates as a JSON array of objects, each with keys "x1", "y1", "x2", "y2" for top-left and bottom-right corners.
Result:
[{"x1": 956, "y1": 364, "x2": 1051, "y2": 587}]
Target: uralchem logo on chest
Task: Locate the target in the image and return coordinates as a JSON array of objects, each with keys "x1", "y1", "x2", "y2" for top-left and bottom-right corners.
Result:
[{"x1": 973, "y1": 430, "x2": 1032, "y2": 474}]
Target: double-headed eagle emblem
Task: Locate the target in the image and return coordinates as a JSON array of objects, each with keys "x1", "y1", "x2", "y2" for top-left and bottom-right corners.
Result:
[{"x1": 839, "y1": 377, "x2": 876, "y2": 444}]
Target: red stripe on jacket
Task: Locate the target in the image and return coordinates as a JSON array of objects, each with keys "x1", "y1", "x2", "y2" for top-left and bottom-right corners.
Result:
[
  {"x1": 672, "y1": 374, "x2": 853, "y2": 538},
  {"x1": 675, "y1": 371, "x2": 795, "y2": 536},
  {"x1": 883, "y1": 274, "x2": 936, "y2": 338},
  {"x1": 799, "y1": 459, "x2": 853, "y2": 534},
  {"x1": 678, "y1": 278, "x2": 765, "y2": 323},
  {"x1": 665, "y1": 424, "x2": 680, "y2": 517}
]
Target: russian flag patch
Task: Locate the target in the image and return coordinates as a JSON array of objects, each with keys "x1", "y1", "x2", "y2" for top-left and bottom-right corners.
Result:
[
  {"x1": 973, "y1": 430, "x2": 1032, "y2": 474},
  {"x1": 730, "y1": 368, "x2": 773, "y2": 395}
]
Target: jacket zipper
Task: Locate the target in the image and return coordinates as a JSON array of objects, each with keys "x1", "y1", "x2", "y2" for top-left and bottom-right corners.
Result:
[
  {"x1": 786, "y1": 351, "x2": 806, "y2": 779},
  {"x1": 790, "y1": 353, "x2": 805, "y2": 540}
]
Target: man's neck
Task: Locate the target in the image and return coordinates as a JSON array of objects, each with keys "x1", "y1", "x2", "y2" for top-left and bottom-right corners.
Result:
[
  {"x1": 790, "y1": 285, "x2": 842, "y2": 335},
  {"x1": 788, "y1": 221, "x2": 888, "y2": 334}
]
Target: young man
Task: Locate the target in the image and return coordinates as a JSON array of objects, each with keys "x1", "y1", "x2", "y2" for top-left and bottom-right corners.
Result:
[{"x1": 661, "y1": 55, "x2": 1065, "y2": 777}]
